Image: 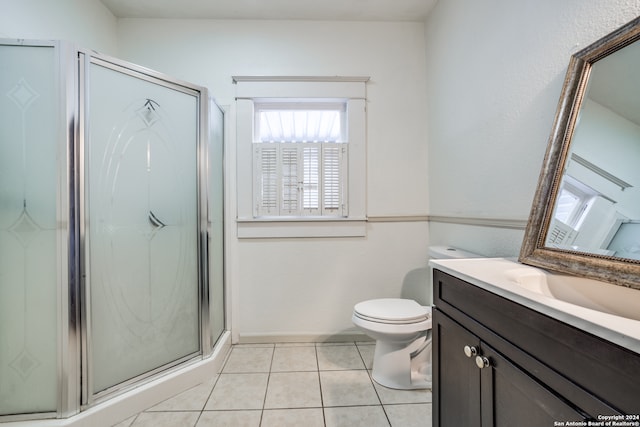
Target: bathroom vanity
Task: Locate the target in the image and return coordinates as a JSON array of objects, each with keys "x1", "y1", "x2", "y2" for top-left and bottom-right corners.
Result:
[{"x1": 430, "y1": 259, "x2": 640, "y2": 427}]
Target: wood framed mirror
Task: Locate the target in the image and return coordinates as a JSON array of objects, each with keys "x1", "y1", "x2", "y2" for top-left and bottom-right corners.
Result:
[{"x1": 520, "y1": 16, "x2": 640, "y2": 290}]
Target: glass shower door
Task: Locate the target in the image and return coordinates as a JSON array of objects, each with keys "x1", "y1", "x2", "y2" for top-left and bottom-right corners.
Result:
[{"x1": 84, "y1": 57, "x2": 202, "y2": 398}]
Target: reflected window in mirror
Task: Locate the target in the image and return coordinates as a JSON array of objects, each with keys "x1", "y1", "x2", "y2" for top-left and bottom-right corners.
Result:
[
  {"x1": 553, "y1": 176, "x2": 596, "y2": 228},
  {"x1": 548, "y1": 174, "x2": 620, "y2": 257}
]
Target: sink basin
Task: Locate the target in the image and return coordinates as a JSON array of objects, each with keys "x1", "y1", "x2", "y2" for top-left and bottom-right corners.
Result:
[
  {"x1": 430, "y1": 257, "x2": 640, "y2": 352},
  {"x1": 504, "y1": 267, "x2": 640, "y2": 321}
]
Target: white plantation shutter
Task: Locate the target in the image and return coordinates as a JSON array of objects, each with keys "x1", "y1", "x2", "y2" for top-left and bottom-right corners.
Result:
[
  {"x1": 281, "y1": 145, "x2": 299, "y2": 214},
  {"x1": 256, "y1": 145, "x2": 278, "y2": 215},
  {"x1": 302, "y1": 145, "x2": 320, "y2": 213},
  {"x1": 254, "y1": 142, "x2": 346, "y2": 217},
  {"x1": 323, "y1": 145, "x2": 346, "y2": 215}
]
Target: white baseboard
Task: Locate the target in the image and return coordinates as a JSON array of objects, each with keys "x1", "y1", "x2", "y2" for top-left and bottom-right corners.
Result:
[{"x1": 237, "y1": 331, "x2": 373, "y2": 344}]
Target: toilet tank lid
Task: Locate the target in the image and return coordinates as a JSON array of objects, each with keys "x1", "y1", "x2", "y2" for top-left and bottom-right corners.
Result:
[{"x1": 428, "y1": 245, "x2": 482, "y2": 260}]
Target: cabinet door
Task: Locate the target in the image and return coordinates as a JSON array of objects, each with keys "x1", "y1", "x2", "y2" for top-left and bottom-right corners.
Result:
[
  {"x1": 480, "y1": 343, "x2": 589, "y2": 427},
  {"x1": 433, "y1": 310, "x2": 481, "y2": 427}
]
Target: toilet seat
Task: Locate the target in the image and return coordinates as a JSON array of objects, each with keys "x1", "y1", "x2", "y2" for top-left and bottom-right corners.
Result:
[{"x1": 353, "y1": 298, "x2": 430, "y2": 324}]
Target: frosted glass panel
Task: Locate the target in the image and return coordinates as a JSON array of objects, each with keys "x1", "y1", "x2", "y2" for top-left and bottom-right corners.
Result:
[
  {"x1": 209, "y1": 105, "x2": 225, "y2": 344},
  {"x1": 87, "y1": 62, "x2": 200, "y2": 393},
  {"x1": 0, "y1": 45, "x2": 59, "y2": 414}
]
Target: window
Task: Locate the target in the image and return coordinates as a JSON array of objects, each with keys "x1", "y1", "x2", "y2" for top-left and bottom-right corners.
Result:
[
  {"x1": 553, "y1": 175, "x2": 597, "y2": 229},
  {"x1": 234, "y1": 76, "x2": 368, "y2": 238},
  {"x1": 253, "y1": 101, "x2": 348, "y2": 217}
]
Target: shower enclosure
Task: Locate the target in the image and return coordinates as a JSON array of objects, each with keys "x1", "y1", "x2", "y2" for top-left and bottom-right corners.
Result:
[{"x1": 0, "y1": 40, "x2": 225, "y2": 422}]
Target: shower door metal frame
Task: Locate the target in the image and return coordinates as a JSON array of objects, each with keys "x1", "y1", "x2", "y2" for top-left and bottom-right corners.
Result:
[{"x1": 77, "y1": 50, "x2": 212, "y2": 407}]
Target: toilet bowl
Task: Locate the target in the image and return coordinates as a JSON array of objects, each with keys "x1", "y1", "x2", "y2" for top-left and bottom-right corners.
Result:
[
  {"x1": 352, "y1": 246, "x2": 481, "y2": 390},
  {"x1": 352, "y1": 298, "x2": 432, "y2": 389}
]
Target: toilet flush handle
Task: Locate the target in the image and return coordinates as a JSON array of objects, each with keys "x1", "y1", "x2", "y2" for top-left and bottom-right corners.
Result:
[{"x1": 463, "y1": 345, "x2": 478, "y2": 358}]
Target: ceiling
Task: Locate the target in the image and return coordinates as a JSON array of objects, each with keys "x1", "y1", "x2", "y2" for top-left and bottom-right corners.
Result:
[{"x1": 99, "y1": 0, "x2": 438, "y2": 22}]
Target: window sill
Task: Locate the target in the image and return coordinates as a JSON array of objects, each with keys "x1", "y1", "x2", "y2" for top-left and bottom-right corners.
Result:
[{"x1": 236, "y1": 217, "x2": 367, "y2": 238}]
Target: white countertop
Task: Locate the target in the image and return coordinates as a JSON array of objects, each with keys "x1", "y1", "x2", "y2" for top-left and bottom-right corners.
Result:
[{"x1": 430, "y1": 257, "x2": 640, "y2": 354}]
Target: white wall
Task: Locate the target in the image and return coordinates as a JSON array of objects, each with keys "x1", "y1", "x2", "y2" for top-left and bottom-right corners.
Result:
[
  {"x1": 0, "y1": 0, "x2": 117, "y2": 54},
  {"x1": 11, "y1": 0, "x2": 639, "y2": 342},
  {"x1": 424, "y1": 0, "x2": 640, "y2": 257},
  {"x1": 114, "y1": 19, "x2": 430, "y2": 341}
]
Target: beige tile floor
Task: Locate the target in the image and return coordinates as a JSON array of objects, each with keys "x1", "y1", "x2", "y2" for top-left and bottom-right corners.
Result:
[{"x1": 113, "y1": 342, "x2": 432, "y2": 427}]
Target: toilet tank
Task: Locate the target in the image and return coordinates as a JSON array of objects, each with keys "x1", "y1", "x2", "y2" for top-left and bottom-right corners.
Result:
[
  {"x1": 428, "y1": 245, "x2": 482, "y2": 260},
  {"x1": 401, "y1": 246, "x2": 482, "y2": 306}
]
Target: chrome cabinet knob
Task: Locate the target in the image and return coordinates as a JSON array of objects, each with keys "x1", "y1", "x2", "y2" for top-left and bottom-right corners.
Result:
[
  {"x1": 475, "y1": 356, "x2": 491, "y2": 369},
  {"x1": 464, "y1": 345, "x2": 478, "y2": 358}
]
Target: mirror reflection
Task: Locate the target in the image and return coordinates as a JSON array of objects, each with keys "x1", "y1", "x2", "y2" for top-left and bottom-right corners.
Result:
[{"x1": 546, "y1": 39, "x2": 640, "y2": 261}]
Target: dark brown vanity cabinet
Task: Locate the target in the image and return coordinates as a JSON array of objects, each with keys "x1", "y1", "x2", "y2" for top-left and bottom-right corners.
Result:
[
  {"x1": 432, "y1": 269, "x2": 640, "y2": 427},
  {"x1": 435, "y1": 312, "x2": 587, "y2": 426}
]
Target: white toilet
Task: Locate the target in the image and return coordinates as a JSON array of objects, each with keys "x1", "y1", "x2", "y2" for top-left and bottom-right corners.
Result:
[{"x1": 352, "y1": 246, "x2": 481, "y2": 390}]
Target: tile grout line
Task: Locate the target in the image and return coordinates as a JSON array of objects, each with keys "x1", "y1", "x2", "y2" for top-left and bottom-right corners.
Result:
[
  {"x1": 314, "y1": 342, "x2": 327, "y2": 427},
  {"x1": 356, "y1": 341, "x2": 393, "y2": 426},
  {"x1": 192, "y1": 365, "x2": 223, "y2": 427},
  {"x1": 258, "y1": 344, "x2": 276, "y2": 426}
]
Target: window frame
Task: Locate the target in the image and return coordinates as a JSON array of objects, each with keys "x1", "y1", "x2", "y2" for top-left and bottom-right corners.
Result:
[{"x1": 234, "y1": 76, "x2": 368, "y2": 238}]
